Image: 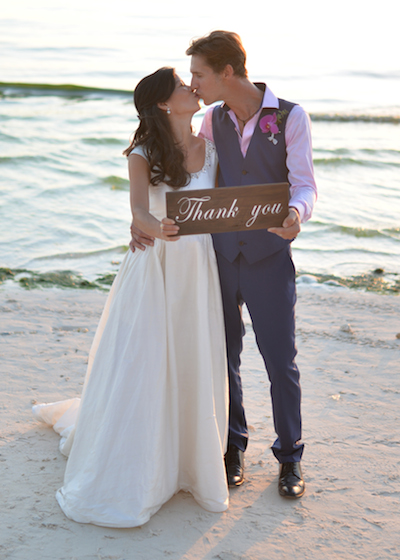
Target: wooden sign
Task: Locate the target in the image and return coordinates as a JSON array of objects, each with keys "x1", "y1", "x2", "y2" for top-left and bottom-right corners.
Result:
[{"x1": 166, "y1": 182, "x2": 289, "y2": 235}]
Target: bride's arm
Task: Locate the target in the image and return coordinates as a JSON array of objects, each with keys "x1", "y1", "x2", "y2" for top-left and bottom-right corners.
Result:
[{"x1": 128, "y1": 154, "x2": 180, "y2": 242}]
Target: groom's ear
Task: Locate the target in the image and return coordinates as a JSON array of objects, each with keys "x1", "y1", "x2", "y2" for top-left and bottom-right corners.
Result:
[{"x1": 221, "y1": 64, "x2": 235, "y2": 80}]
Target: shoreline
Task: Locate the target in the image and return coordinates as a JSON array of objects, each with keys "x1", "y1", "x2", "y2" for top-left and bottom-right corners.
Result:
[
  {"x1": 1, "y1": 266, "x2": 400, "y2": 295},
  {"x1": 1, "y1": 285, "x2": 399, "y2": 559}
]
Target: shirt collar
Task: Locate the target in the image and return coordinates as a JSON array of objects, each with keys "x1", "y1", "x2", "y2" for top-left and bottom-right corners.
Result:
[
  {"x1": 222, "y1": 83, "x2": 279, "y2": 111},
  {"x1": 256, "y1": 83, "x2": 279, "y2": 109}
]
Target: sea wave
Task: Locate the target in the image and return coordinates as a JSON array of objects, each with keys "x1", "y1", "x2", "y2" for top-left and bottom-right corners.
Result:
[
  {"x1": 308, "y1": 224, "x2": 400, "y2": 240},
  {"x1": 331, "y1": 226, "x2": 400, "y2": 239},
  {"x1": 101, "y1": 176, "x2": 130, "y2": 190},
  {"x1": 312, "y1": 157, "x2": 400, "y2": 168},
  {"x1": 315, "y1": 148, "x2": 400, "y2": 157},
  {"x1": 313, "y1": 147, "x2": 400, "y2": 167},
  {"x1": 310, "y1": 113, "x2": 400, "y2": 124},
  {"x1": 82, "y1": 137, "x2": 126, "y2": 146},
  {"x1": 0, "y1": 155, "x2": 52, "y2": 165},
  {"x1": 1, "y1": 82, "x2": 399, "y2": 125},
  {"x1": 313, "y1": 157, "x2": 371, "y2": 167},
  {"x1": 30, "y1": 246, "x2": 129, "y2": 261},
  {"x1": 0, "y1": 81, "x2": 131, "y2": 99},
  {"x1": 338, "y1": 69, "x2": 400, "y2": 80}
]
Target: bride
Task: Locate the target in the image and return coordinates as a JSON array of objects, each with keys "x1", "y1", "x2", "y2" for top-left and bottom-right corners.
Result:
[{"x1": 33, "y1": 67, "x2": 229, "y2": 527}]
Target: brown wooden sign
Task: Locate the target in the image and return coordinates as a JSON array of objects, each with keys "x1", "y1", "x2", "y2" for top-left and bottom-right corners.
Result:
[{"x1": 166, "y1": 182, "x2": 289, "y2": 235}]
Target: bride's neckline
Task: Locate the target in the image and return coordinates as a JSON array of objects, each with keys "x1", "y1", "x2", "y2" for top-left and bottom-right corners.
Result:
[{"x1": 190, "y1": 138, "x2": 212, "y2": 179}]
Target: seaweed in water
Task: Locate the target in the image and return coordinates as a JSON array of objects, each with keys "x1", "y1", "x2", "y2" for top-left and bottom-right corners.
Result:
[{"x1": 0, "y1": 268, "x2": 114, "y2": 290}]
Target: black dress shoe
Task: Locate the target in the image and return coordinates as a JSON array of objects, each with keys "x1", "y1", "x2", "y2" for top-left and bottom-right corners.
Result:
[
  {"x1": 224, "y1": 445, "x2": 244, "y2": 487},
  {"x1": 278, "y1": 462, "x2": 305, "y2": 498}
]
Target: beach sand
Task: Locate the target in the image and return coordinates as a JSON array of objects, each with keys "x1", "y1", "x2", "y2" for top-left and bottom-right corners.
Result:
[{"x1": 1, "y1": 283, "x2": 399, "y2": 560}]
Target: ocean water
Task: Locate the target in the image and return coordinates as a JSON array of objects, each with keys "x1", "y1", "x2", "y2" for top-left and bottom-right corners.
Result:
[{"x1": 1, "y1": 2, "x2": 399, "y2": 292}]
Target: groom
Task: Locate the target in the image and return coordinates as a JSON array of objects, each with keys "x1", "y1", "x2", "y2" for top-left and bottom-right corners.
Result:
[{"x1": 131, "y1": 31, "x2": 317, "y2": 498}]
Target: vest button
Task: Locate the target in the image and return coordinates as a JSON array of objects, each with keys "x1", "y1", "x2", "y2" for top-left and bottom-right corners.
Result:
[
  {"x1": 239, "y1": 241, "x2": 246, "y2": 246},
  {"x1": 242, "y1": 169, "x2": 248, "y2": 175}
]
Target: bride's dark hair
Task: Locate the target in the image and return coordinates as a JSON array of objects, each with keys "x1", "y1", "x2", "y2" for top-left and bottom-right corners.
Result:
[{"x1": 123, "y1": 67, "x2": 190, "y2": 188}]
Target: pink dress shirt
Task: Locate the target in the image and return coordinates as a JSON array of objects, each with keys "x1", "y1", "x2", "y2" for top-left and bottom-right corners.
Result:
[{"x1": 198, "y1": 85, "x2": 317, "y2": 223}]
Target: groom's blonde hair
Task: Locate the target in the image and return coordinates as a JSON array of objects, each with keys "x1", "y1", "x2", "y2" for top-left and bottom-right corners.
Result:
[{"x1": 186, "y1": 30, "x2": 248, "y2": 78}]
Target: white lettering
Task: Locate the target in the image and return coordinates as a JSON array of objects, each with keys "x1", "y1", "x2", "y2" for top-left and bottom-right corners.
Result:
[
  {"x1": 246, "y1": 205, "x2": 262, "y2": 228},
  {"x1": 226, "y1": 199, "x2": 239, "y2": 218},
  {"x1": 174, "y1": 196, "x2": 211, "y2": 223},
  {"x1": 173, "y1": 196, "x2": 241, "y2": 224},
  {"x1": 271, "y1": 203, "x2": 282, "y2": 214},
  {"x1": 215, "y1": 207, "x2": 227, "y2": 219},
  {"x1": 204, "y1": 208, "x2": 216, "y2": 220}
]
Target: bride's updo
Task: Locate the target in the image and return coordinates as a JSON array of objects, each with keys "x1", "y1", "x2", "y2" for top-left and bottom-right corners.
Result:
[{"x1": 124, "y1": 67, "x2": 190, "y2": 188}]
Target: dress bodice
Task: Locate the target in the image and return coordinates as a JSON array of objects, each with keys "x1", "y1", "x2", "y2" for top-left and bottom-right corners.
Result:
[{"x1": 131, "y1": 139, "x2": 217, "y2": 221}]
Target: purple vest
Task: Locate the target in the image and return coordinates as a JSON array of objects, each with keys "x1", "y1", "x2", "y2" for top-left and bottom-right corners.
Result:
[{"x1": 212, "y1": 93, "x2": 296, "y2": 264}]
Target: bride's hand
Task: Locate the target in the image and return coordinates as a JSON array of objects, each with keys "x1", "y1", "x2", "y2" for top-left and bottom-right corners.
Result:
[{"x1": 160, "y1": 217, "x2": 180, "y2": 241}]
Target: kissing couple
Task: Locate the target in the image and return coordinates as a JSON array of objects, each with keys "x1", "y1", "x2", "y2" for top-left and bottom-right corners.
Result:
[{"x1": 33, "y1": 30, "x2": 316, "y2": 527}]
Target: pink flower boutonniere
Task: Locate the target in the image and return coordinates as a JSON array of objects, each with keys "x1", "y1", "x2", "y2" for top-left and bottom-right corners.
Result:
[{"x1": 259, "y1": 109, "x2": 289, "y2": 145}]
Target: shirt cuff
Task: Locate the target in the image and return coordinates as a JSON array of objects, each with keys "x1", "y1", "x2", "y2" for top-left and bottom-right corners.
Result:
[{"x1": 289, "y1": 202, "x2": 306, "y2": 223}]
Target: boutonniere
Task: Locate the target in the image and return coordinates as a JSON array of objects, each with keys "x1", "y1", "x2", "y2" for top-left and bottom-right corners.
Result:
[{"x1": 259, "y1": 109, "x2": 289, "y2": 145}]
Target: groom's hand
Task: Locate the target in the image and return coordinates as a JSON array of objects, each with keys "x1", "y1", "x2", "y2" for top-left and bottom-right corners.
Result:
[
  {"x1": 268, "y1": 208, "x2": 300, "y2": 240},
  {"x1": 129, "y1": 220, "x2": 155, "y2": 252}
]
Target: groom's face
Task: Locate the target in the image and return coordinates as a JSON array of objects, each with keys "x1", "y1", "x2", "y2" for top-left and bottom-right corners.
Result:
[{"x1": 189, "y1": 55, "x2": 224, "y2": 106}]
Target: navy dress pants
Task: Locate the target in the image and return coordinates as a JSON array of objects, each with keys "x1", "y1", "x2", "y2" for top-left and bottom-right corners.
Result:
[{"x1": 215, "y1": 246, "x2": 304, "y2": 463}]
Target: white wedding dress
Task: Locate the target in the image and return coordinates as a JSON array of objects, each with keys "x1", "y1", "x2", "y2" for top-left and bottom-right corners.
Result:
[{"x1": 33, "y1": 139, "x2": 229, "y2": 527}]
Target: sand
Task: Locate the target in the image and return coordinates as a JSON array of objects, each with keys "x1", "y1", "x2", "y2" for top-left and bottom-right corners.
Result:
[{"x1": 1, "y1": 281, "x2": 399, "y2": 560}]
